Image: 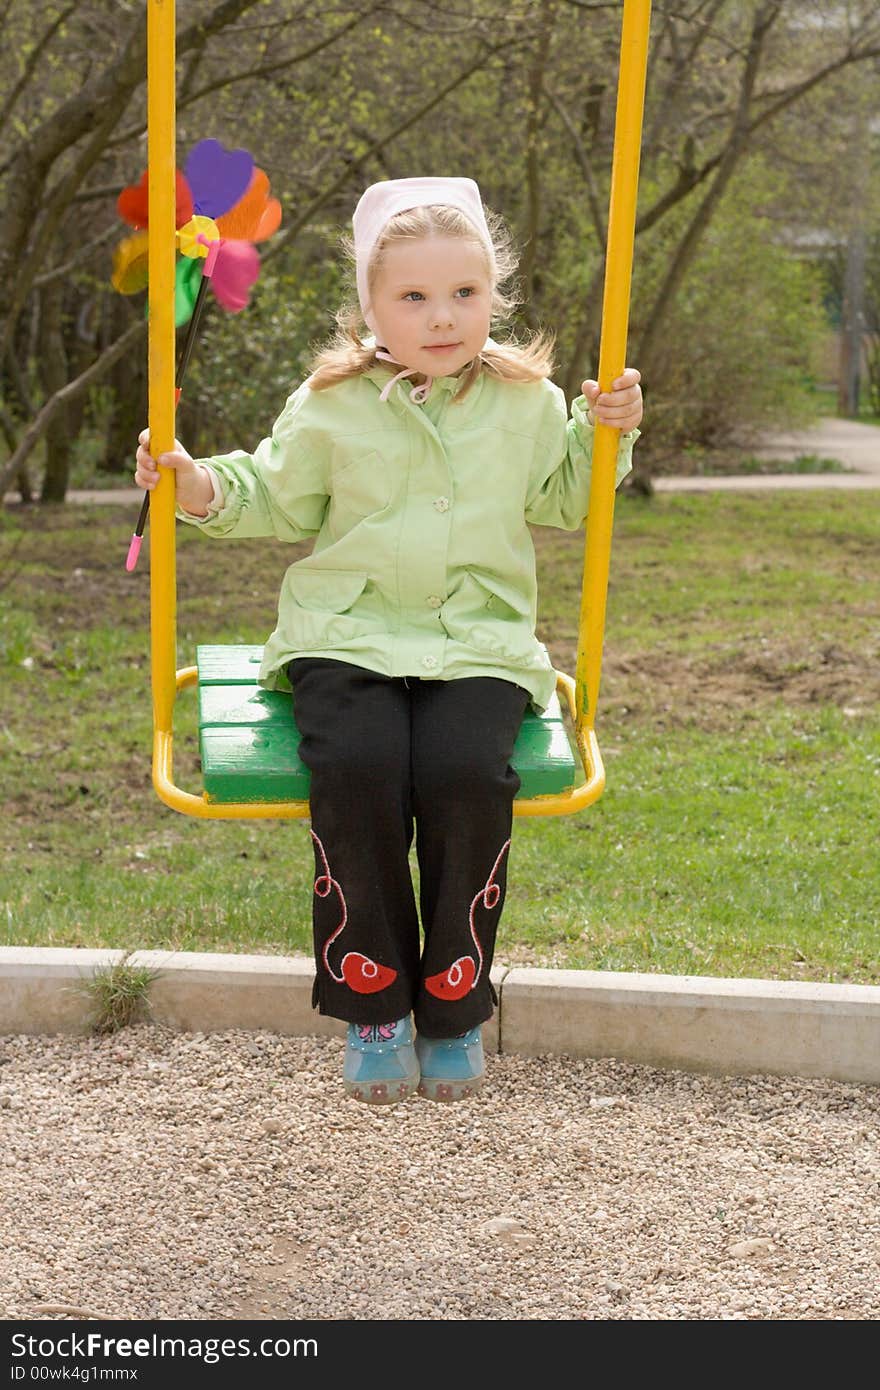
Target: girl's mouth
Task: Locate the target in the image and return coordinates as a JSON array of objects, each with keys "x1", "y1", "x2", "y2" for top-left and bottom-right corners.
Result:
[{"x1": 424, "y1": 343, "x2": 461, "y2": 352}]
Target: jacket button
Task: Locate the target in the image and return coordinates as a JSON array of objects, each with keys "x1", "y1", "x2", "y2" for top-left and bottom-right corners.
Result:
[
  {"x1": 433, "y1": 496, "x2": 450, "y2": 512},
  {"x1": 426, "y1": 595, "x2": 443, "y2": 609},
  {"x1": 421, "y1": 655, "x2": 438, "y2": 669}
]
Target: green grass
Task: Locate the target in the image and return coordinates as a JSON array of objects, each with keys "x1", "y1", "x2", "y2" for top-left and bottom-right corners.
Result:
[
  {"x1": 1, "y1": 492, "x2": 877, "y2": 984},
  {"x1": 73, "y1": 951, "x2": 161, "y2": 1033}
]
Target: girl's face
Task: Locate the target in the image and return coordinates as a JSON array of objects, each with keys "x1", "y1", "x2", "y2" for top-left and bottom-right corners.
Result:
[{"x1": 370, "y1": 235, "x2": 492, "y2": 379}]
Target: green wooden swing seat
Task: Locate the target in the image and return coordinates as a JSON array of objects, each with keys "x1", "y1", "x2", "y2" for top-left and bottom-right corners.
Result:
[{"x1": 196, "y1": 645, "x2": 580, "y2": 804}]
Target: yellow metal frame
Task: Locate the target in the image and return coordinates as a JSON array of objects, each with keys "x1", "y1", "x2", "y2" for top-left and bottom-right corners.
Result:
[{"x1": 146, "y1": 0, "x2": 651, "y2": 821}]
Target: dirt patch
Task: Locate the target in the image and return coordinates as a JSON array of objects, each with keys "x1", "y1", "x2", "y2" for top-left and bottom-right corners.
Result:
[
  {"x1": 540, "y1": 637, "x2": 879, "y2": 734},
  {"x1": 4, "y1": 502, "x2": 879, "y2": 739}
]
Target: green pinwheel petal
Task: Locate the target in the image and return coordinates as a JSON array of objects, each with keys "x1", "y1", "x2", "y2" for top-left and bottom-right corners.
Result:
[{"x1": 174, "y1": 257, "x2": 204, "y2": 326}]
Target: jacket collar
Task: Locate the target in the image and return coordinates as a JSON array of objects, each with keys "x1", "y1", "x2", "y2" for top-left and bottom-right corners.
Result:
[{"x1": 363, "y1": 335, "x2": 497, "y2": 402}]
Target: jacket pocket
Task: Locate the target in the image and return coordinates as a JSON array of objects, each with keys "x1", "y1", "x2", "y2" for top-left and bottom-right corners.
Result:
[
  {"x1": 329, "y1": 449, "x2": 392, "y2": 536},
  {"x1": 439, "y1": 570, "x2": 537, "y2": 663},
  {"x1": 285, "y1": 567, "x2": 380, "y2": 650}
]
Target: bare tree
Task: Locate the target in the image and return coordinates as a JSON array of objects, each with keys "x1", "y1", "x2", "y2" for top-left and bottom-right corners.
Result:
[{"x1": 0, "y1": 0, "x2": 530, "y2": 503}]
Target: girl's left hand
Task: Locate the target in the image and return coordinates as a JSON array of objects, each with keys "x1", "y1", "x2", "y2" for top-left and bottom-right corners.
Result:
[{"x1": 582, "y1": 367, "x2": 642, "y2": 432}]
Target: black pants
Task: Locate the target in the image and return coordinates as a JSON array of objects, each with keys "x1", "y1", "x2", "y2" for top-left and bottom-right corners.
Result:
[{"x1": 287, "y1": 658, "x2": 530, "y2": 1038}]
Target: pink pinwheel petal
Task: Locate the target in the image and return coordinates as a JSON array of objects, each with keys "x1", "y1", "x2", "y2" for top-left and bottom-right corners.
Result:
[
  {"x1": 210, "y1": 240, "x2": 260, "y2": 313},
  {"x1": 185, "y1": 139, "x2": 254, "y2": 221}
]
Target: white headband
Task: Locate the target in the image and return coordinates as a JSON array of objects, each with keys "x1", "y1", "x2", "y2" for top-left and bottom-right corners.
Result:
[{"x1": 352, "y1": 176, "x2": 495, "y2": 335}]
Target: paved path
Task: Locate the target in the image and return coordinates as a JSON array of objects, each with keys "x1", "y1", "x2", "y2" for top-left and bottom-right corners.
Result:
[
  {"x1": 7, "y1": 418, "x2": 880, "y2": 504},
  {"x1": 655, "y1": 417, "x2": 880, "y2": 492},
  {"x1": 745, "y1": 417, "x2": 880, "y2": 473},
  {"x1": 653, "y1": 471, "x2": 880, "y2": 492}
]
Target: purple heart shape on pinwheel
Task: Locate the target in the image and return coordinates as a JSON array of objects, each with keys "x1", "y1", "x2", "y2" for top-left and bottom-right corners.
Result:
[{"x1": 184, "y1": 138, "x2": 254, "y2": 220}]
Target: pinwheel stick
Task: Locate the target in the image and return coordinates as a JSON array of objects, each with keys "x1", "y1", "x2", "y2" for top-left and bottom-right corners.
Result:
[
  {"x1": 176, "y1": 264, "x2": 211, "y2": 384},
  {"x1": 126, "y1": 266, "x2": 211, "y2": 572}
]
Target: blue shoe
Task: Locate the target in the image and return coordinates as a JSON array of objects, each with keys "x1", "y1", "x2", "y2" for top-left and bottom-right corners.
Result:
[
  {"x1": 415, "y1": 1025, "x2": 484, "y2": 1102},
  {"x1": 343, "y1": 1017, "x2": 419, "y2": 1105}
]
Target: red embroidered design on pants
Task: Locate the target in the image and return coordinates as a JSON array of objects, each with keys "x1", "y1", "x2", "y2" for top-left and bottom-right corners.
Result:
[
  {"x1": 310, "y1": 829, "x2": 397, "y2": 995},
  {"x1": 424, "y1": 838, "x2": 510, "y2": 1000}
]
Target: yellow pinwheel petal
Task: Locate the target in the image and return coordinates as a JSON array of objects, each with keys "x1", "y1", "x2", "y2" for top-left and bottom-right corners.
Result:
[{"x1": 111, "y1": 230, "x2": 150, "y2": 294}]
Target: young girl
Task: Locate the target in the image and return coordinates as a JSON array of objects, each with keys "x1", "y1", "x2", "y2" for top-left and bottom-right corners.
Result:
[{"x1": 135, "y1": 176, "x2": 642, "y2": 1106}]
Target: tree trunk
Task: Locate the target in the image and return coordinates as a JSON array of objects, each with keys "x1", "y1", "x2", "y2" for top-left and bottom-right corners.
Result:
[
  {"x1": 14, "y1": 463, "x2": 33, "y2": 503},
  {"x1": 38, "y1": 279, "x2": 72, "y2": 502},
  {"x1": 103, "y1": 343, "x2": 148, "y2": 476},
  {"x1": 520, "y1": 0, "x2": 556, "y2": 331},
  {"x1": 838, "y1": 226, "x2": 867, "y2": 417},
  {"x1": 838, "y1": 92, "x2": 870, "y2": 417},
  {"x1": 0, "y1": 318, "x2": 147, "y2": 504}
]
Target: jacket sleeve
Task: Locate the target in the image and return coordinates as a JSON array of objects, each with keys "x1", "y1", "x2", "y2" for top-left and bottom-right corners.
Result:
[
  {"x1": 525, "y1": 383, "x2": 639, "y2": 531},
  {"x1": 176, "y1": 389, "x2": 329, "y2": 542}
]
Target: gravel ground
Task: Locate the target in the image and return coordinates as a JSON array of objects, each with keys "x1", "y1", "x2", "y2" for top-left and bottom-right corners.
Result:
[{"x1": 1, "y1": 1024, "x2": 878, "y2": 1322}]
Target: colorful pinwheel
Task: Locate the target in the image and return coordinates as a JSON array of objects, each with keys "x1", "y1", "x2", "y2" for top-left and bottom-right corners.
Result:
[
  {"x1": 111, "y1": 138, "x2": 282, "y2": 570},
  {"x1": 112, "y1": 137, "x2": 281, "y2": 324}
]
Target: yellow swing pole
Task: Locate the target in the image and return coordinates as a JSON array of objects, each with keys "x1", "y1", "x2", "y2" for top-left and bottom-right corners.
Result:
[
  {"x1": 147, "y1": 0, "x2": 179, "y2": 803},
  {"x1": 574, "y1": 0, "x2": 651, "y2": 789},
  {"x1": 145, "y1": 0, "x2": 310, "y2": 819}
]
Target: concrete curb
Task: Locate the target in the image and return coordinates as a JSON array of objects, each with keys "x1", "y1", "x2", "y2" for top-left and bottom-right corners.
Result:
[
  {"x1": 1, "y1": 948, "x2": 878, "y2": 1085},
  {"x1": 500, "y1": 969, "x2": 880, "y2": 1085},
  {"x1": 14, "y1": 473, "x2": 880, "y2": 505},
  {"x1": 0, "y1": 949, "x2": 501, "y2": 1058}
]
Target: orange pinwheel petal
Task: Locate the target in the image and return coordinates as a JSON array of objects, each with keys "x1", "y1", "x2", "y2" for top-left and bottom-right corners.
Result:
[
  {"x1": 111, "y1": 231, "x2": 150, "y2": 294},
  {"x1": 253, "y1": 196, "x2": 282, "y2": 242},
  {"x1": 216, "y1": 168, "x2": 281, "y2": 242}
]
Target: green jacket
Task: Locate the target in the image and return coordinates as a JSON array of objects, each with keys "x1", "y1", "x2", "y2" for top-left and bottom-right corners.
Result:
[{"x1": 180, "y1": 363, "x2": 639, "y2": 712}]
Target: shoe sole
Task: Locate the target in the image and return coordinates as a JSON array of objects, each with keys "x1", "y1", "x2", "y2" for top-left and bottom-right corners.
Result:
[
  {"x1": 344, "y1": 1070, "x2": 420, "y2": 1105},
  {"x1": 417, "y1": 1074, "x2": 485, "y2": 1103}
]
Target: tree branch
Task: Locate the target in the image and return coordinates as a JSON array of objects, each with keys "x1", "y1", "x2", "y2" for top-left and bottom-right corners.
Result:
[
  {"x1": 545, "y1": 88, "x2": 606, "y2": 247},
  {"x1": 637, "y1": 27, "x2": 880, "y2": 237},
  {"x1": 0, "y1": 0, "x2": 270, "y2": 360},
  {"x1": 106, "y1": 2, "x2": 384, "y2": 151},
  {"x1": 0, "y1": 4, "x2": 77, "y2": 140},
  {"x1": 32, "y1": 224, "x2": 122, "y2": 290},
  {"x1": 2, "y1": 106, "x2": 128, "y2": 361},
  {"x1": 643, "y1": 0, "x2": 727, "y2": 162},
  {"x1": 635, "y1": 0, "x2": 783, "y2": 383},
  {"x1": 521, "y1": 0, "x2": 557, "y2": 329},
  {"x1": 0, "y1": 318, "x2": 146, "y2": 503},
  {"x1": 0, "y1": 0, "x2": 266, "y2": 179},
  {"x1": 259, "y1": 33, "x2": 527, "y2": 262}
]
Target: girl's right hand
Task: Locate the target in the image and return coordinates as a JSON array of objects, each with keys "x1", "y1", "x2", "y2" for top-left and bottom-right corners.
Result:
[{"x1": 136, "y1": 429, "x2": 212, "y2": 516}]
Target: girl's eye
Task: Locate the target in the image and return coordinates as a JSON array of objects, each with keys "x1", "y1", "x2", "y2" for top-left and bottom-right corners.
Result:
[{"x1": 401, "y1": 288, "x2": 477, "y2": 301}]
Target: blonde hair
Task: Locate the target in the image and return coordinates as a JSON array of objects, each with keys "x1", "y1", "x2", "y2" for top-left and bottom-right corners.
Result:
[{"x1": 307, "y1": 202, "x2": 555, "y2": 401}]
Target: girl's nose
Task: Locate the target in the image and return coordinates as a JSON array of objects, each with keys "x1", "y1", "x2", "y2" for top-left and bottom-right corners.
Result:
[{"x1": 429, "y1": 302, "x2": 455, "y2": 328}]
